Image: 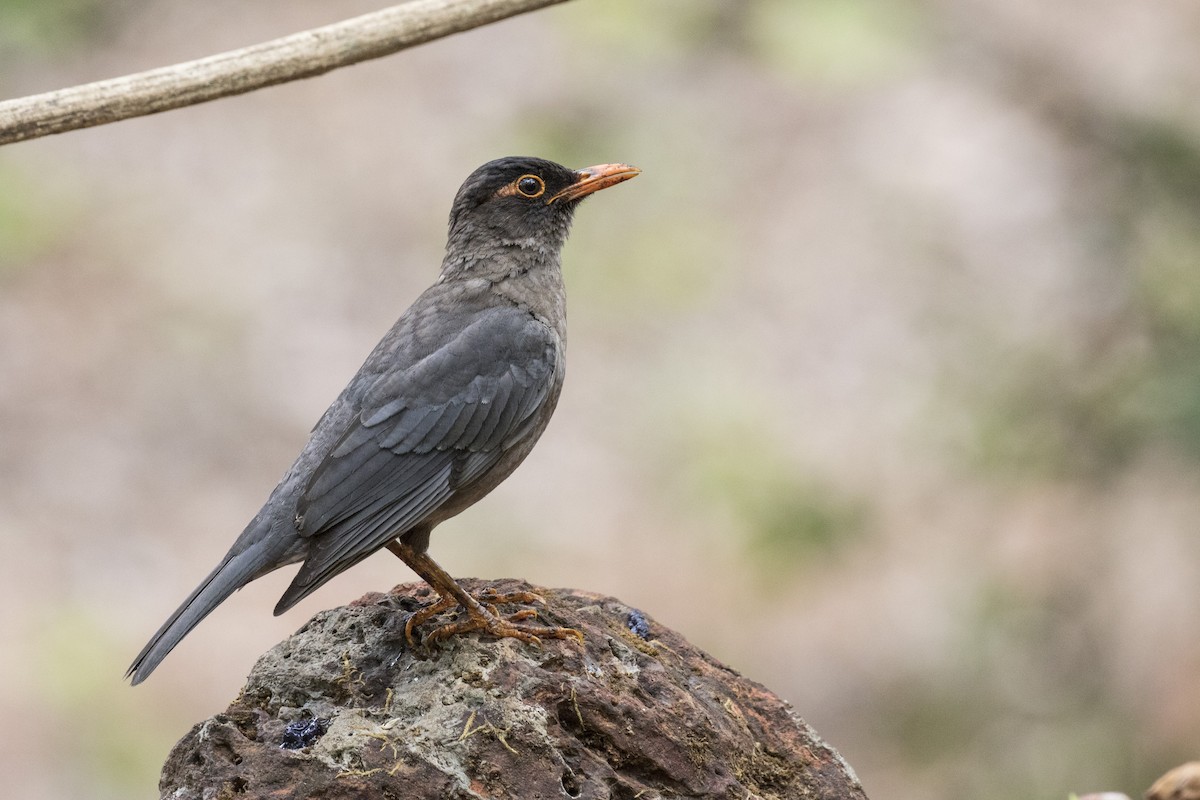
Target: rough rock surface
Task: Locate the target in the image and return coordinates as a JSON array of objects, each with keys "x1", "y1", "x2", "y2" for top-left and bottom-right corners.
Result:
[
  {"x1": 160, "y1": 579, "x2": 867, "y2": 800},
  {"x1": 1147, "y1": 762, "x2": 1200, "y2": 800}
]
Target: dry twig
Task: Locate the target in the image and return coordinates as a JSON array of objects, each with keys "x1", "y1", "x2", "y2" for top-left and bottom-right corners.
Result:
[{"x1": 0, "y1": 0, "x2": 569, "y2": 146}]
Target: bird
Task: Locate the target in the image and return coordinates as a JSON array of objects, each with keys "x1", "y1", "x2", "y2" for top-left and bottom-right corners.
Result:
[{"x1": 127, "y1": 156, "x2": 640, "y2": 685}]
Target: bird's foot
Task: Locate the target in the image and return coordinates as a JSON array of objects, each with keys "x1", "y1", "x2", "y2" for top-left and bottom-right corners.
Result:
[{"x1": 404, "y1": 588, "x2": 583, "y2": 648}]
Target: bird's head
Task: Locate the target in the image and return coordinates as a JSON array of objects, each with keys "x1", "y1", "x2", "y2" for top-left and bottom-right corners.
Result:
[{"x1": 444, "y1": 156, "x2": 639, "y2": 265}]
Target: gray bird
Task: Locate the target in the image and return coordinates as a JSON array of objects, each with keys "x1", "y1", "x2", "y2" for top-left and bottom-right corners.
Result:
[{"x1": 128, "y1": 156, "x2": 640, "y2": 684}]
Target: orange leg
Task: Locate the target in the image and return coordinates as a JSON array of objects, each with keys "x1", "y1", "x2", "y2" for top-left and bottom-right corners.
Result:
[{"x1": 386, "y1": 540, "x2": 583, "y2": 648}]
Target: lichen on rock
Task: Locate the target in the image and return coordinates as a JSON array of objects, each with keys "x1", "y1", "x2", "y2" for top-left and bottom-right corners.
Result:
[{"x1": 160, "y1": 579, "x2": 867, "y2": 800}]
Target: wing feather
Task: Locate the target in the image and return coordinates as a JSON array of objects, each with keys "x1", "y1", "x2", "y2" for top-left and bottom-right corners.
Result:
[{"x1": 277, "y1": 305, "x2": 560, "y2": 612}]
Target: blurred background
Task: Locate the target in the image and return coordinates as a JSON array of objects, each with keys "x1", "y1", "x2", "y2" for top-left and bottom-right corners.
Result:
[{"x1": 2, "y1": 0, "x2": 1199, "y2": 797}]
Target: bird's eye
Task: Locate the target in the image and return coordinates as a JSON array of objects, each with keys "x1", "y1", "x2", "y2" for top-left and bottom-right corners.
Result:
[{"x1": 515, "y1": 175, "x2": 545, "y2": 198}]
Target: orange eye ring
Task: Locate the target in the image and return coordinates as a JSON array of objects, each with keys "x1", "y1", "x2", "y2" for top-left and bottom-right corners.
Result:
[{"x1": 515, "y1": 174, "x2": 545, "y2": 198}]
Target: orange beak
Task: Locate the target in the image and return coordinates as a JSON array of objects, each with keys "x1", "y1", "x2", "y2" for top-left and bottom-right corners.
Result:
[{"x1": 547, "y1": 163, "x2": 641, "y2": 204}]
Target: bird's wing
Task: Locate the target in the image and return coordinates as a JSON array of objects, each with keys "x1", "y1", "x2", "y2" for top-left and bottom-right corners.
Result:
[{"x1": 276, "y1": 305, "x2": 559, "y2": 611}]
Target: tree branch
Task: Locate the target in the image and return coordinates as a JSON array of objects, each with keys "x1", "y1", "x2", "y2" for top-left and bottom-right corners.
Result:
[{"x1": 0, "y1": 0, "x2": 570, "y2": 147}]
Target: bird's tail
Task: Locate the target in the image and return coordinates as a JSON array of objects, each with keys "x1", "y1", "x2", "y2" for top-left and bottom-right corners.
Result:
[{"x1": 126, "y1": 543, "x2": 272, "y2": 685}]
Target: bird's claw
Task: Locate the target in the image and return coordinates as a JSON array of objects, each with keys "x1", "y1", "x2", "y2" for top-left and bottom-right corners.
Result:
[
  {"x1": 477, "y1": 588, "x2": 546, "y2": 607},
  {"x1": 403, "y1": 589, "x2": 582, "y2": 649},
  {"x1": 403, "y1": 595, "x2": 459, "y2": 647}
]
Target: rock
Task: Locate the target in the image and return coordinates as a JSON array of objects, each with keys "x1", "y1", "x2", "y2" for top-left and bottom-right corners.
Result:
[
  {"x1": 160, "y1": 579, "x2": 867, "y2": 800},
  {"x1": 1147, "y1": 762, "x2": 1200, "y2": 800}
]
